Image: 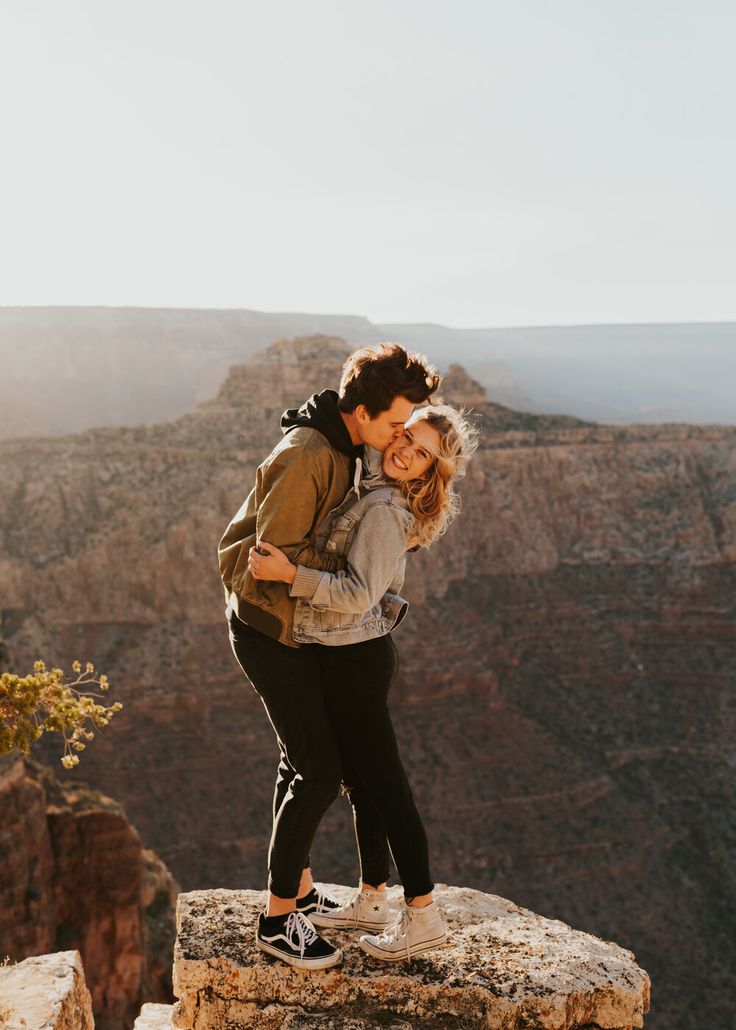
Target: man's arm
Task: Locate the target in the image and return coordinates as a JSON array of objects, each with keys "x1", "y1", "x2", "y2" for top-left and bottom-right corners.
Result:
[{"x1": 255, "y1": 446, "x2": 345, "y2": 573}]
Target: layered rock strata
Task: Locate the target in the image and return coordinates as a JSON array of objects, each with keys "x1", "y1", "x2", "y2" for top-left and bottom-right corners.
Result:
[
  {"x1": 0, "y1": 757, "x2": 178, "y2": 1030},
  {"x1": 172, "y1": 884, "x2": 650, "y2": 1030},
  {"x1": 0, "y1": 951, "x2": 94, "y2": 1030}
]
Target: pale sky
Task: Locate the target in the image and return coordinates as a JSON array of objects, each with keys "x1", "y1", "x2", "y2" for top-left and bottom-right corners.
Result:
[{"x1": 1, "y1": 0, "x2": 734, "y2": 327}]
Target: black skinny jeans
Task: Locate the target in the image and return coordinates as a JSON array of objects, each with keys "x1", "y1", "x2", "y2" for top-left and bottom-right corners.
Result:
[{"x1": 227, "y1": 611, "x2": 433, "y2": 899}]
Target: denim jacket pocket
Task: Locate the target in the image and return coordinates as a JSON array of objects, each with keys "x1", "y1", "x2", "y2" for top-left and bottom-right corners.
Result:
[{"x1": 316, "y1": 509, "x2": 359, "y2": 556}]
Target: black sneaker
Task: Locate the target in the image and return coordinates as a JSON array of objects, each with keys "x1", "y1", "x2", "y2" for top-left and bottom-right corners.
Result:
[
  {"x1": 296, "y1": 885, "x2": 342, "y2": 922},
  {"x1": 256, "y1": 910, "x2": 343, "y2": 970}
]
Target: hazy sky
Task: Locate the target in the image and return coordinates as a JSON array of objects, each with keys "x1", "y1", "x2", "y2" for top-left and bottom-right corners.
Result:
[{"x1": 1, "y1": 1, "x2": 734, "y2": 327}]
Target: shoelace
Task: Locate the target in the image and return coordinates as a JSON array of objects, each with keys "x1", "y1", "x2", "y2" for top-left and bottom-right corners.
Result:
[
  {"x1": 284, "y1": 911, "x2": 318, "y2": 959},
  {"x1": 376, "y1": 907, "x2": 413, "y2": 962},
  {"x1": 314, "y1": 887, "x2": 360, "y2": 926},
  {"x1": 313, "y1": 887, "x2": 334, "y2": 913},
  {"x1": 351, "y1": 890, "x2": 367, "y2": 928}
]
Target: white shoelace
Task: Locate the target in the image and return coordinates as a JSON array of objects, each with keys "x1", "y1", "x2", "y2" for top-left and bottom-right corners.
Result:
[
  {"x1": 313, "y1": 887, "x2": 334, "y2": 913},
  {"x1": 314, "y1": 886, "x2": 359, "y2": 926},
  {"x1": 376, "y1": 907, "x2": 413, "y2": 961},
  {"x1": 284, "y1": 911, "x2": 318, "y2": 959},
  {"x1": 312, "y1": 881, "x2": 341, "y2": 914},
  {"x1": 350, "y1": 891, "x2": 365, "y2": 928}
]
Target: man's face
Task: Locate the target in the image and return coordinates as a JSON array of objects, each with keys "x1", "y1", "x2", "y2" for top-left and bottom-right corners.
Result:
[{"x1": 354, "y1": 395, "x2": 414, "y2": 452}]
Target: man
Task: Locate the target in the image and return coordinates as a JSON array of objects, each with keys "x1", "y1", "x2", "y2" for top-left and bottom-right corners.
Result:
[{"x1": 218, "y1": 343, "x2": 440, "y2": 969}]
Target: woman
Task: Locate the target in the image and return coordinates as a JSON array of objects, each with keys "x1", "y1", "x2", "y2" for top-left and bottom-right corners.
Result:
[{"x1": 248, "y1": 404, "x2": 478, "y2": 961}]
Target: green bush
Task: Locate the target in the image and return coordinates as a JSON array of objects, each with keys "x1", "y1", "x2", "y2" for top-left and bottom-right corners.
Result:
[{"x1": 0, "y1": 660, "x2": 122, "y2": 769}]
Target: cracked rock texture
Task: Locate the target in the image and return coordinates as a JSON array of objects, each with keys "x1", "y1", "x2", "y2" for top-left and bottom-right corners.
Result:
[
  {"x1": 0, "y1": 950, "x2": 93, "y2": 1030},
  {"x1": 171, "y1": 884, "x2": 650, "y2": 1030}
]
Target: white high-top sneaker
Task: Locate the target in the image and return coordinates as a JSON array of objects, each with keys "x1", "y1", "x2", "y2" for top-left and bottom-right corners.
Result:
[
  {"x1": 308, "y1": 886, "x2": 394, "y2": 931},
  {"x1": 359, "y1": 901, "x2": 447, "y2": 961}
]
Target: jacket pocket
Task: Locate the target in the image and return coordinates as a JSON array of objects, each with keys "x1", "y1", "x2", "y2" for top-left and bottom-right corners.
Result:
[{"x1": 318, "y1": 509, "x2": 358, "y2": 557}]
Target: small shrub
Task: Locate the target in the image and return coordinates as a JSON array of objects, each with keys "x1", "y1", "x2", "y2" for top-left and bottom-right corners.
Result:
[{"x1": 0, "y1": 661, "x2": 123, "y2": 769}]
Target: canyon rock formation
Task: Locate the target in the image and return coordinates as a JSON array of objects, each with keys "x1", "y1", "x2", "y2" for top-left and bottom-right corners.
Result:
[
  {"x1": 0, "y1": 756, "x2": 178, "y2": 1030},
  {"x1": 0, "y1": 335, "x2": 734, "y2": 1029}
]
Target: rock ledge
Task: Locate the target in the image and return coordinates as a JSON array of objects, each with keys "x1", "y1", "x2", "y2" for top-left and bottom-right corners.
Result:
[
  {"x1": 0, "y1": 951, "x2": 94, "y2": 1030},
  {"x1": 172, "y1": 883, "x2": 650, "y2": 1029}
]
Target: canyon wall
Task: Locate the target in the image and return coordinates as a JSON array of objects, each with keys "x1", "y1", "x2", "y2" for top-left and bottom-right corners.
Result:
[
  {"x1": 0, "y1": 756, "x2": 178, "y2": 1030},
  {"x1": 1, "y1": 336, "x2": 734, "y2": 1028}
]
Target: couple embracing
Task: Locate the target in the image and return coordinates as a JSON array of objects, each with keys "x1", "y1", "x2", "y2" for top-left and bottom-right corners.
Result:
[{"x1": 218, "y1": 343, "x2": 477, "y2": 970}]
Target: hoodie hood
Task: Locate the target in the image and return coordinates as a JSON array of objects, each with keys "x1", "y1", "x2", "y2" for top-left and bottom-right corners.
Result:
[{"x1": 281, "y1": 389, "x2": 362, "y2": 461}]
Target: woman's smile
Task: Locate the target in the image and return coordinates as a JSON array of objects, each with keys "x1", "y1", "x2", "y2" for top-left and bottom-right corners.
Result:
[{"x1": 383, "y1": 421, "x2": 441, "y2": 482}]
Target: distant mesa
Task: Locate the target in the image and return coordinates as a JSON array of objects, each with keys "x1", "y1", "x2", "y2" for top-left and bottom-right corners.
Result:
[
  {"x1": 211, "y1": 334, "x2": 350, "y2": 411},
  {"x1": 470, "y1": 359, "x2": 540, "y2": 413},
  {"x1": 248, "y1": 333, "x2": 351, "y2": 365},
  {"x1": 440, "y1": 363, "x2": 489, "y2": 406},
  {"x1": 212, "y1": 335, "x2": 502, "y2": 416}
]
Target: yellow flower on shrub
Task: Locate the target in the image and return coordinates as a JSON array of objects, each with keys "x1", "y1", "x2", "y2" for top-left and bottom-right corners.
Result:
[{"x1": 0, "y1": 661, "x2": 122, "y2": 769}]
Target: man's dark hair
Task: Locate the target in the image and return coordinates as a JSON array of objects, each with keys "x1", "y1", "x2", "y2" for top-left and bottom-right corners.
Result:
[{"x1": 337, "y1": 343, "x2": 441, "y2": 417}]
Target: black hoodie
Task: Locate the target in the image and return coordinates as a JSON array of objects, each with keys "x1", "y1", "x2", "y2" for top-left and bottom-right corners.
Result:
[
  {"x1": 219, "y1": 389, "x2": 362, "y2": 645},
  {"x1": 281, "y1": 389, "x2": 363, "y2": 471}
]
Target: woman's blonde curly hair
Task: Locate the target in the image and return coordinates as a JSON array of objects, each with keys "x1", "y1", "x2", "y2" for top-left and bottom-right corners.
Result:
[{"x1": 396, "y1": 404, "x2": 480, "y2": 549}]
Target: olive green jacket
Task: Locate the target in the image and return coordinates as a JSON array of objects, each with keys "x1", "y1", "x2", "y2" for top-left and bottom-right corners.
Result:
[{"x1": 218, "y1": 426, "x2": 357, "y2": 647}]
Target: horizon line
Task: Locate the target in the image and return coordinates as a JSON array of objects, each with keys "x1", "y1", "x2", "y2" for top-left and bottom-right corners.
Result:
[{"x1": 0, "y1": 303, "x2": 734, "y2": 334}]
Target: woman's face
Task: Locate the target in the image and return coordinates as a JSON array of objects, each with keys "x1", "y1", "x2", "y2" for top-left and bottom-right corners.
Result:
[{"x1": 382, "y1": 419, "x2": 441, "y2": 482}]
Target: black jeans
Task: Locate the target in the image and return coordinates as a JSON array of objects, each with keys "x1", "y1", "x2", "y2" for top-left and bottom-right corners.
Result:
[
  {"x1": 228, "y1": 611, "x2": 340, "y2": 897},
  {"x1": 227, "y1": 611, "x2": 433, "y2": 899},
  {"x1": 319, "y1": 635, "x2": 433, "y2": 898}
]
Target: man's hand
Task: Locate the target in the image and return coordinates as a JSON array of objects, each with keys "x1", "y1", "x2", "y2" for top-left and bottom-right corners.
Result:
[{"x1": 248, "y1": 541, "x2": 298, "y2": 585}]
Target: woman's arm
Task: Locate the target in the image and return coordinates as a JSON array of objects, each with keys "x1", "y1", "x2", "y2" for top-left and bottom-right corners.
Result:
[
  {"x1": 249, "y1": 502, "x2": 410, "y2": 614},
  {"x1": 289, "y1": 503, "x2": 410, "y2": 615}
]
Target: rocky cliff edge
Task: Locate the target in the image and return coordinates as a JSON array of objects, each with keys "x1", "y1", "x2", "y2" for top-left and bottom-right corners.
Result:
[{"x1": 172, "y1": 884, "x2": 650, "y2": 1030}]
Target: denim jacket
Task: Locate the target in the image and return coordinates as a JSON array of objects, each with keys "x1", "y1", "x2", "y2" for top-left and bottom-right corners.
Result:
[{"x1": 289, "y1": 481, "x2": 412, "y2": 645}]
